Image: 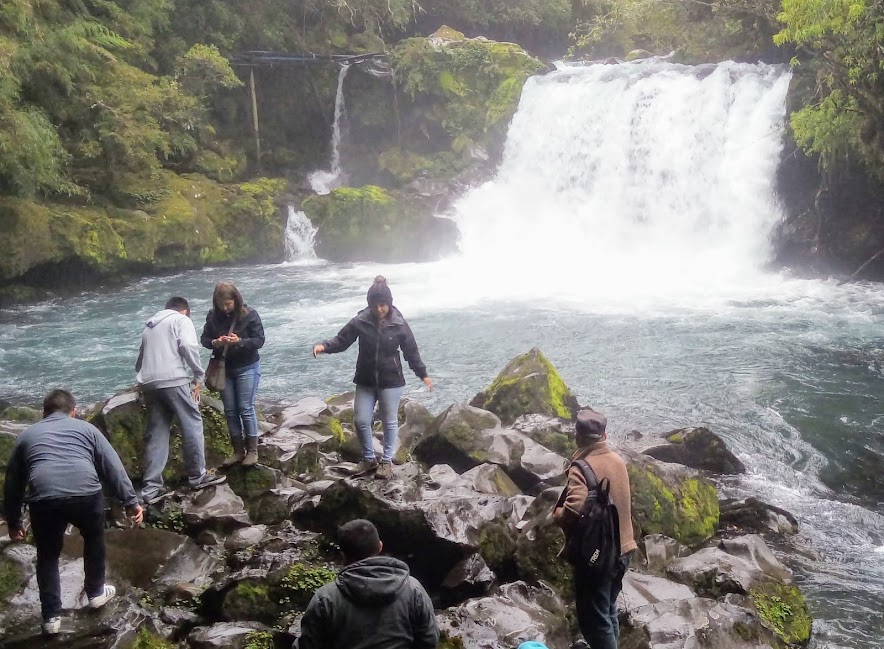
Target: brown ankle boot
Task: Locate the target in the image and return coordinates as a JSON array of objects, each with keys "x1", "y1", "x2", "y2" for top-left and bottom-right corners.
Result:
[
  {"x1": 242, "y1": 436, "x2": 259, "y2": 467},
  {"x1": 222, "y1": 436, "x2": 246, "y2": 467}
]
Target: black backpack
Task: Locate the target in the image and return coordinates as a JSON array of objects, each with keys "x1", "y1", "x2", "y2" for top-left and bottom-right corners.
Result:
[{"x1": 557, "y1": 459, "x2": 621, "y2": 577}]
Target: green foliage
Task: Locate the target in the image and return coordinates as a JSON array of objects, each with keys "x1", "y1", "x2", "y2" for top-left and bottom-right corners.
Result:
[
  {"x1": 126, "y1": 627, "x2": 175, "y2": 649},
  {"x1": 279, "y1": 563, "x2": 337, "y2": 610},
  {"x1": 750, "y1": 581, "x2": 813, "y2": 645},
  {"x1": 0, "y1": 555, "x2": 25, "y2": 604},
  {"x1": 775, "y1": 0, "x2": 883, "y2": 177},
  {"x1": 245, "y1": 631, "x2": 274, "y2": 649},
  {"x1": 175, "y1": 43, "x2": 242, "y2": 99}
]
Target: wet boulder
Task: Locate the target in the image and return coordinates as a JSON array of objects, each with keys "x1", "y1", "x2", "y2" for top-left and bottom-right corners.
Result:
[
  {"x1": 224, "y1": 464, "x2": 285, "y2": 500},
  {"x1": 413, "y1": 403, "x2": 567, "y2": 493},
  {"x1": 461, "y1": 464, "x2": 522, "y2": 497},
  {"x1": 470, "y1": 348, "x2": 580, "y2": 425},
  {"x1": 295, "y1": 462, "x2": 523, "y2": 590},
  {"x1": 666, "y1": 535, "x2": 811, "y2": 646},
  {"x1": 257, "y1": 428, "x2": 325, "y2": 477},
  {"x1": 643, "y1": 427, "x2": 746, "y2": 474},
  {"x1": 643, "y1": 534, "x2": 692, "y2": 573},
  {"x1": 89, "y1": 391, "x2": 232, "y2": 482},
  {"x1": 437, "y1": 581, "x2": 572, "y2": 649},
  {"x1": 621, "y1": 447, "x2": 719, "y2": 546},
  {"x1": 439, "y1": 554, "x2": 496, "y2": 606},
  {"x1": 188, "y1": 622, "x2": 278, "y2": 649},
  {"x1": 512, "y1": 487, "x2": 572, "y2": 596},
  {"x1": 246, "y1": 486, "x2": 312, "y2": 526},
  {"x1": 620, "y1": 597, "x2": 780, "y2": 649},
  {"x1": 620, "y1": 571, "x2": 696, "y2": 609},
  {"x1": 0, "y1": 406, "x2": 40, "y2": 424},
  {"x1": 393, "y1": 399, "x2": 437, "y2": 463},
  {"x1": 512, "y1": 413, "x2": 577, "y2": 457},
  {"x1": 181, "y1": 484, "x2": 251, "y2": 532},
  {"x1": 720, "y1": 497, "x2": 800, "y2": 536}
]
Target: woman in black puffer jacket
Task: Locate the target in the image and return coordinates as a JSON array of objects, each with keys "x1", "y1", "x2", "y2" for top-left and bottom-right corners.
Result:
[
  {"x1": 201, "y1": 282, "x2": 265, "y2": 467},
  {"x1": 313, "y1": 276, "x2": 432, "y2": 480}
]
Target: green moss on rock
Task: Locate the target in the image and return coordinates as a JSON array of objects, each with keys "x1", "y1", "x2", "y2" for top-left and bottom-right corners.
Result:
[
  {"x1": 0, "y1": 555, "x2": 25, "y2": 605},
  {"x1": 472, "y1": 348, "x2": 579, "y2": 425},
  {"x1": 0, "y1": 406, "x2": 41, "y2": 423},
  {"x1": 223, "y1": 579, "x2": 279, "y2": 623},
  {"x1": 302, "y1": 185, "x2": 457, "y2": 263},
  {"x1": 750, "y1": 580, "x2": 812, "y2": 647},
  {"x1": 279, "y1": 563, "x2": 337, "y2": 611},
  {"x1": 126, "y1": 628, "x2": 175, "y2": 649},
  {"x1": 225, "y1": 465, "x2": 279, "y2": 499},
  {"x1": 627, "y1": 460, "x2": 719, "y2": 546},
  {"x1": 514, "y1": 523, "x2": 573, "y2": 597}
]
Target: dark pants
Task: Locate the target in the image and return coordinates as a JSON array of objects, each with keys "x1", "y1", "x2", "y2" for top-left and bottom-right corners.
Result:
[
  {"x1": 574, "y1": 552, "x2": 632, "y2": 649},
  {"x1": 29, "y1": 492, "x2": 106, "y2": 620}
]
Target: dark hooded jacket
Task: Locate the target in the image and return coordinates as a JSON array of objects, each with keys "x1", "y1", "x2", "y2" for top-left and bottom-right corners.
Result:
[
  {"x1": 296, "y1": 556, "x2": 439, "y2": 649},
  {"x1": 320, "y1": 307, "x2": 427, "y2": 389},
  {"x1": 200, "y1": 306, "x2": 265, "y2": 372}
]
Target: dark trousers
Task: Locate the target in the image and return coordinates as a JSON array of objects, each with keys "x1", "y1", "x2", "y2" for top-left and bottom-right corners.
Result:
[
  {"x1": 574, "y1": 553, "x2": 632, "y2": 649},
  {"x1": 29, "y1": 492, "x2": 106, "y2": 620}
]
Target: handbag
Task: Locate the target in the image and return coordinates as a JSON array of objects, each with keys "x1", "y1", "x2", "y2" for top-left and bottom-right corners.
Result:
[{"x1": 205, "y1": 315, "x2": 237, "y2": 391}]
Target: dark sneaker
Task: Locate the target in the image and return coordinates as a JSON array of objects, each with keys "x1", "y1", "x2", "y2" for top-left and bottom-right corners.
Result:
[
  {"x1": 190, "y1": 471, "x2": 227, "y2": 491},
  {"x1": 349, "y1": 458, "x2": 379, "y2": 476},
  {"x1": 142, "y1": 488, "x2": 173, "y2": 506},
  {"x1": 42, "y1": 617, "x2": 61, "y2": 635},
  {"x1": 375, "y1": 461, "x2": 393, "y2": 480}
]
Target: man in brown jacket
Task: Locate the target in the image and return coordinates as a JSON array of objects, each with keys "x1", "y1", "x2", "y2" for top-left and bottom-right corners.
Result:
[{"x1": 552, "y1": 409, "x2": 638, "y2": 649}]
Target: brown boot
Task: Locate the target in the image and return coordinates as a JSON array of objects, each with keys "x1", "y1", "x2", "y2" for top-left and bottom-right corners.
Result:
[
  {"x1": 242, "y1": 436, "x2": 259, "y2": 467},
  {"x1": 222, "y1": 436, "x2": 245, "y2": 467}
]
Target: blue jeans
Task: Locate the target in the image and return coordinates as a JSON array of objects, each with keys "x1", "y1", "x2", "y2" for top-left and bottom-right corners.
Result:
[
  {"x1": 353, "y1": 384, "x2": 404, "y2": 463},
  {"x1": 142, "y1": 384, "x2": 207, "y2": 499},
  {"x1": 221, "y1": 361, "x2": 261, "y2": 442},
  {"x1": 575, "y1": 552, "x2": 633, "y2": 649}
]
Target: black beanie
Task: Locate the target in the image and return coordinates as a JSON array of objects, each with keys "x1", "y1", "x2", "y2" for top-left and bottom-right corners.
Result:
[{"x1": 367, "y1": 276, "x2": 393, "y2": 306}]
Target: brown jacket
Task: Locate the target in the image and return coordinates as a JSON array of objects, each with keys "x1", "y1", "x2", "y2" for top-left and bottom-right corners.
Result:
[{"x1": 552, "y1": 440, "x2": 638, "y2": 554}]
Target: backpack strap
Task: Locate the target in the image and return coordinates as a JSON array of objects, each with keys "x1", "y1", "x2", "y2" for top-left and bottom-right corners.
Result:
[{"x1": 554, "y1": 458, "x2": 602, "y2": 511}]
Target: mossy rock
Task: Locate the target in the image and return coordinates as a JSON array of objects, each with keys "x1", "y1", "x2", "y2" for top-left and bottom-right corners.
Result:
[
  {"x1": 125, "y1": 628, "x2": 176, "y2": 649},
  {"x1": 412, "y1": 403, "x2": 502, "y2": 473},
  {"x1": 477, "y1": 522, "x2": 518, "y2": 578},
  {"x1": 0, "y1": 405, "x2": 41, "y2": 423},
  {"x1": 0, "y1": 432, "x2": 18, "y2": 496},
  {"x1": 90, "y1": 392, "x2": 232, "y2": 483},
  {"x1": 624, "y1": 449, "x2": 719, "y2": 546},
  {"x1": 471, "y1": 348, "x2": 580, "y2": 425},
  {"x1": 302, "y1": 185, "x2": 458, "y2": 263},
  {"x1": 750, "y1": 580, "x2": 812, "y2": 647},
  {"x1": 646, "y1": 427, "x2": 746, "y2": 475},
  {"x1": 225, "y1": 465, "x2": 281, "y2": 500},
  {"x1": 222, "y1": 578, "x2": 282, "y2": 624},
  {"x1": 514, "y1": 522, "x2": 573, "y2": 597},
  {"x1": 0, "y1": 554, "x2": 26, "y2": 605}
]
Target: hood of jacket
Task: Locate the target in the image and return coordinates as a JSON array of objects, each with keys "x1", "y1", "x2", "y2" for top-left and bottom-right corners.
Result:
[
  {"x1": 335, "y1": 556, "x2": 410, "y2": 606},
  {"x1": 146, "y1": 309, "x2": 180, "y2": 328}
]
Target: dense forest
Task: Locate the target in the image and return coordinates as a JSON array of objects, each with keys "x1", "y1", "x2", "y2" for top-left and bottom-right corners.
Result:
[{"x1": 0, "y1": 0, "x2": 882, "y2": 300}]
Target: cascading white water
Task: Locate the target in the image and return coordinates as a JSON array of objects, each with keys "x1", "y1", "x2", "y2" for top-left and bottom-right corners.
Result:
[
  {"x1": 309, "y1": 64, "x2": 351, "y2": 195},
  {"x1": 283, "y1": 205, "x2": 318, "y2": 262},
  {"x1": 452, "y1": 60, "x2": 792, "y2": 302}
]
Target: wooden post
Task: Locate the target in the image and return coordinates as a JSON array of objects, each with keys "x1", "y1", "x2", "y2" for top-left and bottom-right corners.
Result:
[{"x1": 249, "y1": 66, "x2": 261, "y2": 168}]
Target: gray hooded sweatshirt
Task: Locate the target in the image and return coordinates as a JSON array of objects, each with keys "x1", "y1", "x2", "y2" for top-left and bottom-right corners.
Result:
[
  {"x1": 297, "y1": 556, "x2": 439, "y2": 649},
  {"x1": 136, "y1": 309, "x2": 204, "y2": 389}
]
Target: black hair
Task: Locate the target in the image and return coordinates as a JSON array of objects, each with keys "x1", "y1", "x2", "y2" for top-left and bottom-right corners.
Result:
[
  {"x1": 43, "y1": 389, "x2": 76, "y2": 417},
  {"x1": 165, "y1": 296, "x2": 190, "y2": 312},
  {"x1": 337, "y1": 519, "x2": 382, "y2": 562}
]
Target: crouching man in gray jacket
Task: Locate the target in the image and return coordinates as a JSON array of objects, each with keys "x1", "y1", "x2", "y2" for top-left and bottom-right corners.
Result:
[
  {"x1": 297, "y1": 519, "x2": 439, "y2": 649},
  {"x1": 136, "y1": 296, "x2": 225, "y2": 504},
  {"x1": 4, "y1": 389, "x2": 143, "y2": 636}
]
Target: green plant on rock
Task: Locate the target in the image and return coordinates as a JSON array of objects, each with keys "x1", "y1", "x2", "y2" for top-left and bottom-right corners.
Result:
[
  {"x1": 244, "y1": 630, "x2": 274, "y2": 649},
  {"x1": 750, "y1": 580, "x2": 813, "y2": 646},
  {"x1": 126, "y1": 627, "x2": 175, "y2": 649},
  {"x1": 150, "y1": 501, "x2": 187, "y2": 534},
  {"x1": 279, "y1": 563, "x2": 337, "y2": 610},
  {"x1": 0, "y1": 556, "x2": 25, "y2": 604}
]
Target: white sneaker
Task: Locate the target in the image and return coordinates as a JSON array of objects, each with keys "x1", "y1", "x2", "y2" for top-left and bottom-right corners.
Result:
[
  {"x1": 42, "y1": 617, "x2": 61, "y2": 635},
  {"x1": 88, "y1": 584, "x2": 116, "y2": 609}
]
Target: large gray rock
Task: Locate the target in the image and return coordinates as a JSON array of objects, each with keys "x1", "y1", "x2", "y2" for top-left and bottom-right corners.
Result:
[
  {"x1": 512, "y1": 413, "x2": 577, "y2": 457},
  {"x1": 643, "y1": 534, "x2": 692, "y2": 573},
  {"x1": 295, "y1": 462, "x2": 524, "y2": 590},
  {"x1": 413, "y1": 403, "x2": 567, "y2": 494},
  {"x1": 619, "y1": 571, "x2": 695, "y2": 610},
  {"x1": 439, "y1": 554, "x2": 496, "y2": 606},
  {"x1": 720, "y1": 498, "x2": 799, "y2": 536},
  {"x1": 276, "y1": 397, "x2": 332, "y2": 430},
  {"x1": 188, "y1": 622, "x2": 275, "y2": 649},
  {"x1": 621, "y1": 597, "x2": 779, "y2": 649},
  {"x1": 461, "y1": 464, "x2": 522, "y2": 497},
  {"x1": 181, "y1": 484, "x2": 251, "y2": 532},
  {"x1": 438, "y1": 581, "x2": 572, "y2": 649},
  {"x1": 643, "y1": 427, "x2": 746, "y2": 474}
]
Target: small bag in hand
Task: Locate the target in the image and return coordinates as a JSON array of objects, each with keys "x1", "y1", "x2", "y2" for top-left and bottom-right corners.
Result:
[{"x1": 205, "y1": 315, "x2": 237, "y2": 392}]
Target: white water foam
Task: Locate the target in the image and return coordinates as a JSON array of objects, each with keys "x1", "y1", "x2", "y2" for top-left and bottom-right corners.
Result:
[
  {"x1": 309, "y1": 63, "x2": 350, "y2": 195},
  {"x1": 283, "y1": 205, "x2": 319, "y2": 263}
]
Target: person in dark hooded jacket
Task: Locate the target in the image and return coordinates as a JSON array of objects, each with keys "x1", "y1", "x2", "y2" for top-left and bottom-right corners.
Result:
[
  {"x1": 296, "y1": 519, "x2": 439, "y2": 649},
  {"x1": 313, "y1": 276, "x2": 432, "y2": 479}
]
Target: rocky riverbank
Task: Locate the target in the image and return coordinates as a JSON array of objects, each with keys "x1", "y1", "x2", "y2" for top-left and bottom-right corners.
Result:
[{"x1": 0, "y1": 349, "x2": 812, "y2": 648}]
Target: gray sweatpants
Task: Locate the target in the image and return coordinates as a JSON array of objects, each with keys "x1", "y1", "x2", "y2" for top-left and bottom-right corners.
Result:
[{"x1": 141, "y1": 384, "x2": 206, "y2": 500}]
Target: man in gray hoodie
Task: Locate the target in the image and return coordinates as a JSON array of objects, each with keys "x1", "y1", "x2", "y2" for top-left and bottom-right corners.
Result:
[
  {"x1": 136, "y1": 297, "x2": 225, "y2": 503},
  {"x1": 297, "y1": 519, "x2": 439, "y2": 649}
]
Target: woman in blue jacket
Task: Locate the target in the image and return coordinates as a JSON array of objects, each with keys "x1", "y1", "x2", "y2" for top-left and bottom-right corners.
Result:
[{"x1": 313, "y1": 276, "x2": 432, "y2": 479}]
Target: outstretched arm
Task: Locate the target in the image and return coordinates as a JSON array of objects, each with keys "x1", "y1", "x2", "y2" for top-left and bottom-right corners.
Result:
[
  {"x1": 316, "y1": 319, "x2": 359, "y2": 355},
  {"x1": 3, "y1": 441, "x2": 27, "y2": 530},
  {"x1": 91, "y1": 427, "x2": 139, "y2": 508},
  {"x1": 401, "y1": 321, "x2": 428, "y2": 380}
]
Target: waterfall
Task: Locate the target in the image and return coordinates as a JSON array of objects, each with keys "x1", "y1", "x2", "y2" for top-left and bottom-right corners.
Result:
[
  {"x1": 309, "y1": 63, "x2": 351, "y2": 195},
  {"x1": 283, "y1": 205, "x2": 318, "y2": 262},
  {"x1": 452, "y1": 60, "x2": 793, "y2": 299}
]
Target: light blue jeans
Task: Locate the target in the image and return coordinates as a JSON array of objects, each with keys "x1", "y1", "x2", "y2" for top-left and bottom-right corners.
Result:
[
  {"x1": 353, "y1": 384, "x2": 404, "y2": 463},
  {"x1": 221, "y1": 361, "x2": 261, "y2": 442},
  {"x1": 142, "y1": 384, "x2": 206, "y2": 500}
]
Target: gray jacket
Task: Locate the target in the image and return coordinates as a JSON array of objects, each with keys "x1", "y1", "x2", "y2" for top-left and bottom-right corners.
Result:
[
  {"x1": 297, "y1": 556, "x2": 439, "y2": 649},
  {"x1": 136, "y1": 309, "x2": 204, "y2": 389},
  {"x1": 3, "y1": 413, "x2": 138, "y2": 528}
]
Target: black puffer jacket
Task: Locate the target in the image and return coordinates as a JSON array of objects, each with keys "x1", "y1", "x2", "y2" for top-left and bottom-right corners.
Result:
[
  {"x1": 200, "y1": 307, "x2": 265, "y2": 371},
  {"x1": 321, "y1": 307, "x2": 427, "y2": 389},
  {"x1": 296, "y1": 556, "x2": 439, "y2": 649}
]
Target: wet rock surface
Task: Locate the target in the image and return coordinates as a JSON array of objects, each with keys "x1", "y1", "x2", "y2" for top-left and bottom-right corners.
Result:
[
  {"x1": 0, "y1": 349, "x2": 812, "y2": 648},
  {"x1": 643, "y1": 427, "x2": 746, "y2": 474}
]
